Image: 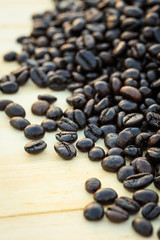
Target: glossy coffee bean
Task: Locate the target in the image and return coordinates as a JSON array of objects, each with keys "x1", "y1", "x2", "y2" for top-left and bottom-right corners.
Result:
[
  {"x1": 24, "y1": 124, "x2": 45, "y2": 140},
  {"x1": 146, "y1": 112, "x2": 160, "y2": 129},
  {"x1": 30, "y1": 67, "x2": 48, "y2": 88},
  {"x1": 32, "y1": 100, "x2": 50, "y2": 116},
  {"x1": 76, "y1": 138, "x2": 94, "y2": 152},
  {"x1": 136, "y1": 158, "x2": 154, "y2": 174},
  {"x1": 124, "y1": 145, "x2": 142, "y2": 159},
  {"x1": 107, "y1": 147, "x2": 124, "y2": 157},
  {"x1": 0, "y1": 82, "x2": 19, "y2": 94},
  {"x1": 54, "y1": 142, "x2": 77, "y2": 160},
  {"x1": 57, "y1": 118, "x2": 78, "y2": 132},
  {"x1": 135, "y1": 133, "x2": 151, "y2": 151},
  {"x1": 133, "y1": 189, "x2": 159, "y2": 206},
  {"x1": 123, "y1": 173, "x2": 153, "y2": 192},
  {"x1": 120, "y1": 86, "x2": 142, "y2": 102},
  {"x1": 10, "y1": 117, "x2": 30, "y2": 130},
  {"x1": 84, "y1": 202, "x2": 104, "y2": 221},
  {"x1": 148, "y1": 134, "x2": 160, "y2": 148},
  {"x1": 41, "y1": 119, "x2": 57, "y2": 132},
  {"x1": 85, "y1": 178, "x2": 101, "y2": 193},
  {"x1": 94, "y1": 188, "x2": 117, "y2": 205},
  {"x1": 102, "y1": 156, "x2": 125, "y2": 172},
  {"x1": 0, "y1": 99, "x2": 13, "y2": 111},
  {"x1": 4, "y1": 51, "x2": 17, "y2": 61},
  {"x1": 117, "y1": 130, "x2": 134, "y2": 149},
  {"x1": 123, "y1": 113, "x2": 144, "y2": 127},
  {"x1": 46, "y1": 106, "x2": 63, "y2": 120},
  {"x1": 117, "y1": 166, "x2": 136, "y2": 183},
  {"x1": 106, "y1": 206, "x2": 129, "y2": 223},
  {"x1": 146, "y1": 147, "x2": 160, "y2": 165},
  {"x1": 142, "y1": 202, "x2": 160, "y2": 220},
  {"x1": 88, "y1": 147, "x2": 105, "y2": 161},
  {"x1": 100, "y1": 125, "x2": 117, "y2": 136},
  {"x1": 118, "y1": 100, "x2": 138, "y2": 112},
  {"x1": 5, "y1": 103, "x2": 25, "y2": 118},
  {"x1": 84, "y1": 124, "x2": 102, "y2": 142},
  {"x1": 24, "y1": 140, "x2": 47, "y2": 154},
  {"x1": 132, "y1": 217, "x2": 153, "y2": 237},
  {"x1": 115, "y1": 197, "x2": 140, "y2": 214},
  {"x1": 38, "y1": 94, "x2": 57, "y2": 104},
  {"x1": 154, "y1": 176, "x2": 160, "y2": 190},
  {"x1": 76, "y1": 50, "x2": 97, "y2": 71},
  {"x1": 56, "y1": 132, "x2": 77, "y2": 144},
  {"x1": 99, "y1": 108, "x2": 116, "y2": 125},
  {"x1": 104, "y1": 133, "x2": 118, "y2": 149}
]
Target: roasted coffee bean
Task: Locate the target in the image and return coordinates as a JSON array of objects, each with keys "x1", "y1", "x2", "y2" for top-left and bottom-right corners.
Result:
[
  {"x1": 123, "y1": 173, "x2": 153, "y2": 192},
  {"x1": 31, "y1": 100, "x2": 50, "y2": 116},
  {"x1": 117, "y1": 130, "x2": 134, "y2": 149},
  {"x1": 124, "y1": 127, "x2": 141, "y2": 137},
  {"x1": 3, "y1": 51, "x2": 17, "y2": 61},
  {"x1": 94, "y1": 188, "x2": 117, "y2": 205},
  {"x1": 94, "y1": 80, "x2": 110, "y2": 97},
  {"x1": 84, "y1": 124, "x2": 102, "y2": 142},
  {"x1": 132, "y1": 217, "x2": 153, "y2": 237},
  {"x1": 123, "y1": 113, "x2": 144, "y2": 127},
  {"x1": 0, "y1": 99, "x2": 13, "y2": 111},
  {"x1": 154, "y1": 176, "x2": 160, "y2": 190},
  {"x1": 107, "y1": 147, "x2": 124, "y2": 157},
  {"x1": 146, "y1": 147, "x2": 160, "y2": 165},
  {"x1": 85, "y1": 178, "x2": 101, "y2": 194},
  {"x1": 24, "y1": 140, "x2": 47, "y2": 154},
  {"x1": 71, "y1": 94, "x2": 87, "y2": 109},
  {"x1": 5, "y1": 103, "x2": 25, "y2": 118},
  {"x1": 10, "y1": 117, "x2": 30, "y2": 130},
  {"x1": 133, "y1": 189, "x2": 159, "y2": 206},
  {"x1": 30, "y1": 67, "x2": 48, "y2": 88},
  {"x1": 142, "y1": 202, "x2": 160, "y2": 220},
  {"x1": 41, "y1": 119, "x2": 57, "y2": 132},
  {"x1": 117, "y1": 166, "x2": 136, "y2": 183},
  {"x1": 76, "y1": 50, "x2": 97, "y2": 72},
  {"x1": 76, "y1": 138, "x2": 94, "y2": 152},
  {"x1": 84, "y1": 202, "x2": 104, "y2": 221},
  {"x1": 102, "y1": 155, "x2": 125, "y2": 173},
  {"x1": 100, "y1": 125, "x2": 117, "y2": 136},
  {"x1": 72, "y1": 109, "x2": 86, "y2": 129},
  {"x1": 88, "y1": 147, "x2": 105, "y2": 162},
  {"x1": 124, "y1": 145, "x2": 142, "y2": 159},
  {"x1": 115, "y1": 197, "x2": 140, "y2": 214},
  {"x1": 88, "y1": 115, "x2": 99, "y2": 125},
  {"x1": 94, "y1": 98, "x2": 110, "y2": 113},
  {"x1": 0, "y1": 82, "x2": 19, "y2": 94},
  {"x1": 135, "y1": 133, "x2": 151, "y2": 151},
  {"x1": 24, "y1": 124, "x2": 45, "y2": 140},
  {"x1": 146, "y1": 112, "x2": 160, "y2": 129},
  {"x1": 84, "y1": 99, "x2": 95, "y2": 118},
  {"x1": 121, "y1": 68, "x2": 140, "y2": 80},
  {"x1": 57, "y1": 118, "x2": 78, "y2": 132},
  {"x1": 38, "y1": 94, "x2": 57, "y2": 104},
  {"x1": 54, "y1": 141, "x2": 76, "y2": 160},
  {"x1": 136, "y1": 158, "x2": 154, "y2": 174},
  {"x1": 104, "y1": 133, "x2": 118, "y2": 149},
  {"x1": 118, "y1": 100, "x2": 138, "y2": 112},
  {"x1": 99, "y1": 108, "x2": 116, "y2": 125},
  {"x1": 46, "y1": 106, "x2": 63, "y2": 120},
  {"x1": 106, "y1": 206, "x2": 129, "y2": 223},
  {"x1": 56, "y1": 131, "x2": 77, "y2": 143},
  {"x1": 120, "y1": 86, "x2": 142, "y2": 102}
]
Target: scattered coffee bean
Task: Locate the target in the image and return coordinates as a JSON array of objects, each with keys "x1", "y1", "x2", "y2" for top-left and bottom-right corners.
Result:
[
  {"x1": 76, "y1": 138, "x2": 94, "y2": 152},
  {"x1": 94, "y1": 188, "x2": 117, "y2": 205},
  {"x1": 88, "y1": 147, "x2": 105, "y2": 162},
  {"x1": 84, "y1": 124, "x2": 102, "y2": 142},
  {"x1": 3, "y1": 51, "x2": 17, "y2": 61},
  {"x1": 54, "y1": 142, "x2": 77, "y2": 160},
  {"x1": 10, "y1": 117, "x2": 30, "y2": 130},
  {"x1": 117, "y1": 166, "x2": 136, "y2": 183},
  {"x1": 102, "y1": 155, "x2": 125, "y2": 173},
  {"x1": 115, "y1": 197, "x2": 140, "y2": 214},
  {"x1": 117, "y1": 130, "x2": 134, "y2": 149},
  {"x1": 0, "y1": 99, "x2": 13, "y2": 111},
  {"x1": 84, "y1": 202, "x2": 104, "y2": 221},
  {"x1": 24, "y1": 140, "x2": 47, "y2": 154},
  {"x1": 136, "y1": 158, "x2": 154, "y2": 174},
  {"x1": 24, "y1": 124, "x2": 45, "y2": 140},
  {"x1": 0, "y1": 82, "x2": 19, "y2": 94},
  {"x1": 104, "y1": 133, "x2": 118, "y2": 149},
  {"x1": 46, "y1": 106, "x2": 63, "y2": 120},
  {"x1": 57, "y1": 118, "x2": 78, "y2": 132},
  {"x1": 32, "y1": 100, "x2": 50, "y2": 116},
  {"x1": 38, "y1": 94, "x2": 57, "y2": 104},
  {"x1": 5, "y1": 103, "x2": 25, "y2": 118},
  {"x1": 107, "y1": 147, "x2": 124, "y2": 157},
  {"x1": 56, "y1": 131, "x2": 77, "y2": 144},
  {"x1": 142, "y1": 202, "x2": 160, "y2": 220},
  {"x1": 132, "y1": 217, "x2": 153, "y2": 237},
  {"x1": 133, "y1": 189, "x2": 159, "y2": 205},
  {"x1": 41, "y1": 119, "x2": 57, "y2": 132},
  {"x1": 85, "y1": 178, "x2": 101, "y2": 194}
]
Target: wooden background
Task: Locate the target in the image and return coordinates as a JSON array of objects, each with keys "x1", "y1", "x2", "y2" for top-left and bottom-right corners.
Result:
[{"x1": 0, "y1": 1, "x2": 159, "y2": 239}]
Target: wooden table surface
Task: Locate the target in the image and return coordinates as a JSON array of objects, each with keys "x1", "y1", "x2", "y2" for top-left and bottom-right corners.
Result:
[{"x1": 0, "y1": 1, "x2": 160, "y2": 239}]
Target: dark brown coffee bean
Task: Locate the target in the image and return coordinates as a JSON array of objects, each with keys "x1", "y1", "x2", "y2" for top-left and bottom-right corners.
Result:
[
  {"x1": 76, "y1": 50, "x2": 97, "y2": 71},
  {"x1": 84, "y1": 202, "x2": 104, "y2": 221},
  {"x1": 117, "y1": 130, "x2": 134, "y2": 149},
  {"x1": 38, "y1": 94, "x2": 57, "y2": 104},
  {"x1": 24, "y1": 124, "x2": 45, "y2": 140},
  {"x1": 56, "y1": 132, "x2": 77, "y2": 143},
  {"x1": 146, "y1": 112, "x2": 160, "y2": 129},
  {"x1": 132, "y1": 217, "x2": 153, "y2": 237},
  {"x1": 46, "y1": 106, "x2": 63, "y2": 120},
  {"x1": 123, "y1": 113, "x2": 144, "y2": 127},
  {"x1": 104, "y1": 133, "x2": 118, "y2": 149},
  {"x1": 94, "y1": 188, "x2": 117, "y2": 205},
  {"x1": 0, "y1": 82, "x2": 19, "y2": 94},
  {"x1": 136, "y1": 158, "x2": 154, "y2": 174},
  {"x1": 0, "y1": 99, "x2": 13, "y2": 111},
  {"x1": 121, "y1": 68, "x2": 140, "y2": 80},
  {"x1": 5, "y1": 103, "x2": 25, "y2": 118},
  {"x1": 41, "y1": 119, "x2": 57, "y2": 132},
  {"x1": 76, "y1": 138, "x2": 94, "y2": 152},
  {"x1": 85, "y1": 178, "x2": 101, "y2": 194},
  {"x1": 118, "y1": 100, "x2": 137, "y2": 112},
  {"x1": 94, "y1": 80, "x2": 110, "y2": 97},
  {"x1": 54, "y1": 141, "x2": 77, "y2": 160},
  {"x1": 142, "y1": 202, "x2": 160, "y2": 220},
  {"x1": 84, "y1": 124, "x2": 102, "y2": 142},
  {"x1": 115, "y1": 197, "x2": 140, "y2": 214},
  {"x1": 117, "y1": 166, "x2": 136, "y2": 183},
  {"x1": 30, "y1": 67, "x2": 48, "y2": 88},
  {"x1": 123, "y1": 173, "x2": 153, "y2": 192},
  {"x1": 120, "y1": 86, "x2": 142, "y2": 102},
  {"x1": 4, "y1": 51, "x2": 17, "y2": 61},
  {"x1": 107, "y1": 147, "x2": 124, "y2": 157},
  {"x1": 94, "y1": 98, "x2": 110, "y2": 113},
  {"x1": 124, "y1": 145, "x2": 142, "y2": 159},
  {"x1": 57, "y1": 118, "x2": 78, "y2": 132},
  {"x1": 10, "y1": 117, "x2": 30, "y2": 130},
  {"x1": 99, "y1": 108, "x2": 116, "y2": 125},
  {"x1": 102, "y1": 155, "x2": 125, "y2": 173},
  {"x1": 24, "y1": 140, "x2": 47, "y2": 154},
  {"x1": 135, "y1": 133, "x2": 151, "y2": 151},
  {"x1": 106, "y1": 206, "x2": 129, "y2": 223},
  {"x1": 88, "y1": 147, "x2": 105, "y2": 161},
  {"x1": 31, "y1": 100, "x2": 50, "y2": 116},
  {"x1": 146, "y1": 147, "x2": 160, "y2": 165},
  {"x1": 133, "y1": 189, "x2": 159, "y2": 205}
]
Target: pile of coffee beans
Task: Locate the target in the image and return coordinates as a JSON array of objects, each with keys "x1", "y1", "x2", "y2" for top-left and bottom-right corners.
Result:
[{"x1": 1, "y1": 0, "x2": 160, "y2": 237}]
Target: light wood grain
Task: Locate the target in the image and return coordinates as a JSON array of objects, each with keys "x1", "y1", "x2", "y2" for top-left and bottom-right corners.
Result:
[{"x1": 0, "y1": 1, "x2": 160, "y2": 239}]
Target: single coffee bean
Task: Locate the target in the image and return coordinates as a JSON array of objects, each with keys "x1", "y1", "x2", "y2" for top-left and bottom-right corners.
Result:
[
  {"x1": 123, "y1": 173, "x2": 153, "y2": 192},
  {"x1": 84, "y1": 124, "x2": 102, "y2": 142},
  {"x1": 31, "y1": 100, "x2": 50, "y2": 116},
  {"x1": 94, "y1": 188, "x2": 117, "y2": 205},
  {"x1": 132, "y1": 217, "x2": 153, "y2": 237},
  {"x1": 117, "y1": 130, "x2": 134, "y2": 149},
  {"x1": 88, "y1": 147, "x2": 105, "y2": 161},
  {"x1": 94, "y1": 97, "x2": 110, "y2": 113},
  {"x1": 142, "y1": 202, "x2": 160, "y2": 220},
  {"x1": 54, "y1": 141, "x2": 77, "y2": 160},
  {"x1": 99, "y1": 107, "x2": 116, "y2": 125},
  {"x1": 16, "y1": 69, "x2": 29, "y2": 85},
  {"x1": 57, "y1": 118, "x2": 78, "y2": 132},
  {"x1": 115, "y1": 197, "x2": 140, "y2": 214},
  {"x1": 72, "y1": 109, "x2": 86, "y2": 129},
  {"x1": 124, "y1": 145, "x2": 142, "y2": 159},
  {"x1": 10, "y1": 117, "x2": 30, "y2": 130},
  {"x1": 154, "y1": 176, "x2": 160, "y2": 190},
  {"x1": 3, "y1": 51, "x2": 17, "y2": 61},
  {"x1": 133, "y1": 189, "x2": 159, "y2": 205},
  {"x1": 87, "y1": 116, "x2": 99, "y2": 126},
  {"x1": 136, "y1": 158, "x2": 154, "y2": 174},
  {"x1": 135, "y1": 132, "x2": 151, "y2": 151},
  {"x1": 124, "y1": 6, "x2": 143, "y2": 18},
  {"x1": 56, "y1": 131, "x2": 77, "y2": 143},
  {"x1": 0, "y1": 82, "x2": 19, "y2": 94},
  {"x1": 107, "y1": 147, "x2": 124, "y2": 157},
  {"x1": 146, "y1": 147, "x2": 160, "y2": 165},
  {"x1": 102, "y1": 156, "x2": 125, "y2": 172},
  {"x1": 146, "y1": 112, "x2": 160, "y2": 129},
  {"x1": 84, "y1": 99, "x2": 95, "y2": 117},
  {"x1": 85, "y1": 178, "x2": 101, "y2": 193},
  {"x1": 120, "y1": 86, "x2": 142, "y2": 102},
  {"x1": 0, "y1": 99, "x2": 13, "y2": 111},
  {"x1": 38, "y1": 94, "x2": 57, "y2": 104},
  {"x1": 104, "y1": 133, "x2": 118, "y2": 149},
  {"x1": 24, "y1": 124, "x2": 45, "y2": 140},
  {"x1": 123, "y1": 113, "x2": 144, "y2": 127},
  {"x1": 121, "y1": 68, "x2": 140, "y2": 80},
  {"x1": 24, "y1": 140, "x2": 47, "y2": 154},
  {"x1": 100, "y1": 125, "x2": 117, "y2": 136},
  {"x1": 118, "y1": 100, "x2": 138, "y2": 112},
  {"x1": 5, "y1": 103, "x2": 25, "y2": 118},
  {"x1": 106, "y1": 206, "x2": 129, "y2": 223},
  {"x1": 124, "y1": 127, "x2": 141, "y2": 137},
  {"x1": 84, "y1": 202, "x2": 104, "y2": 221},
  {"x1": 117, "y1": 166, "x2": 136, "y2": 183},
  {"x1": 148, "y1": 134, "x2": 160, "y2": 147},
  {"x1": 30, "y1": 67, "x2": 48, "y2": 88},
  {"x1": 76, "y1": 50, "x2": 97, "y2": 71},
  {"x1": 76, "y1": 138, "x2": 94, "y2": 152},
  {"x1": 46, "y1": 106, "x2": 63, "y2": 120},
  {"x1": 41, "y1": 119, "x2": 57, "y2": 132}
]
